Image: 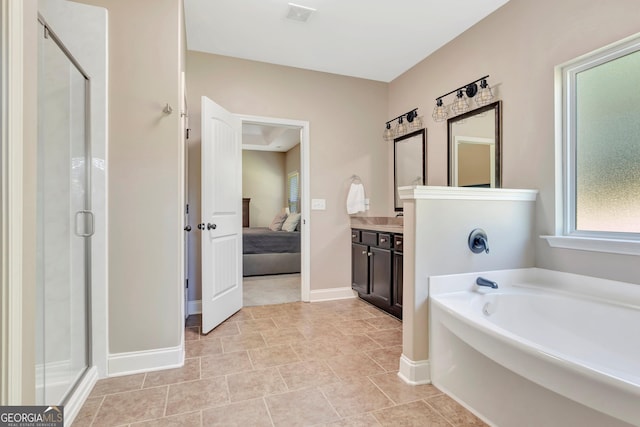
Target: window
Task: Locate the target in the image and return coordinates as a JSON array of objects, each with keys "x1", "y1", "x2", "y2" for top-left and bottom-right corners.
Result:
[
  {"x1": 561, "y1": 35, "x2": 640, "y2": 240},
  {"x1": 287, "y1": 172, "x2": 299, "y2": 214}
]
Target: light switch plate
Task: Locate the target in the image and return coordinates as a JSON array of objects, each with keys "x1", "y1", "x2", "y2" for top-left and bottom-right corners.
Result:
[{"x1": 311, "y1": 198, "x2": 326, "y2": 210}]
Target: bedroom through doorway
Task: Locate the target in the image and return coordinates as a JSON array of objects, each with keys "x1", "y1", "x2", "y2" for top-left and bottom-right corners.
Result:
[{"x1": 240, "y1": 117, "x2": 309, "y2": 306}]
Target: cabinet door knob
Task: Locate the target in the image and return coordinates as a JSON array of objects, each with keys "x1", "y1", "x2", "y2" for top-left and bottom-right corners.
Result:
[
  {"x1": 362, "y1": 250, "x2": 367, "y2": 255},
  {"x1": 352, "y1": 234, "x2": 357, "y2": 238},
  {"x1": 380, "y1": 238, "x2": 387, "y2": 243}
]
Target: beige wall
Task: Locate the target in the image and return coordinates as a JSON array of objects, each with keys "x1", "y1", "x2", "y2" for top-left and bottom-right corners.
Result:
[
  {"x1": 77, "y1": 0, "x2": 185, "y2": 354},
  {"x1": 389, "y1": 0, "x2": 640, "y2": 284},
  {"x1": 186, "y1": 52, "x2": 389, "y2": 293},
  {"x1": 286, "y1": 144, "x2": 301, "y2": 181},
  {"x1": 242, "y1": 150, "x2": 286, "y2": 227}
]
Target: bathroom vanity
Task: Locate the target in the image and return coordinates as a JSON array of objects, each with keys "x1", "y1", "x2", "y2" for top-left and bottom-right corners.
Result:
[{"x1": 350, "y1": 219, "x2": 403, "y2": 319}]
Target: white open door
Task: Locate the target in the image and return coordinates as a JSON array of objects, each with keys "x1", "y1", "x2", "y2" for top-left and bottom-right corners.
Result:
[{"x1": 201, "y1": 96, "x2": 242, "y2": 334}]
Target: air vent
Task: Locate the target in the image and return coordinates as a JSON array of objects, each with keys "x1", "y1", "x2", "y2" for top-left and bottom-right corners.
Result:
[{"x1": 286, "y1": 3, "x2": 316, "y2": 23}]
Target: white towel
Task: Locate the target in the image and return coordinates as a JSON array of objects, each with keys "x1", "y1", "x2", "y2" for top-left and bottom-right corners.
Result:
[{"x1": 346, "y1": 183, "x2": 366, "y2": 214}]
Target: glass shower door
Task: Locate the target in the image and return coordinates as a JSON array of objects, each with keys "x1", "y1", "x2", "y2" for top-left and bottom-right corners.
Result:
[{"x1": 36, "y1": 20, "x2": 92, "y2": 405}]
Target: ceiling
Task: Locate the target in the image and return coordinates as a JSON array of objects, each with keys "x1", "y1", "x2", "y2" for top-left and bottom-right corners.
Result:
[
  {"x1": 183, "y1": 0, "x2": 510, "y2": 83},
  {"x1": 242, "y1": 123, "x2": 300, "y2": 152}
]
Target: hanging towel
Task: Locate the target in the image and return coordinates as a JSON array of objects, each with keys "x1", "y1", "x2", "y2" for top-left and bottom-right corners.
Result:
[{"x1": 346, "y1": 183, "x2": 366, "y2": 214}]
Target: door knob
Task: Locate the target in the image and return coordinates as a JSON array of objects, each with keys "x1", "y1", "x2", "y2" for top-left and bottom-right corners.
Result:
[
  {"x1": 197, "y1": 223, "x2": 205, "y2": 230},
  {"x1": 184, "y1": 225, "x2": 192, "y2": 232},
  {"x1": 207, "y1": 223, "x2": 217, "y2": 230}
]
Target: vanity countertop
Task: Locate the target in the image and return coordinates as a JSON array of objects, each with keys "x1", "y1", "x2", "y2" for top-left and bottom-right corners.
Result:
[{"x1": 350, "y1": 217, "x2": 403, "y2": 234}]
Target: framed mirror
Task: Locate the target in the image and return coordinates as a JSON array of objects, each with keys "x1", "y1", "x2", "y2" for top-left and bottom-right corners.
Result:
[
  {"x1": 448, "y1": 100, "x2": 501, "y2": 188},
  {"x1": 394, "y1": 129, "x2": 426, "y2": 211}
]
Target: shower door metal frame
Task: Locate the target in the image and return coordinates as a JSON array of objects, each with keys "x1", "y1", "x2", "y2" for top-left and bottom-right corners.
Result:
[{"x1": 37, "y1": 14, "x2": 93, "y2": 405}]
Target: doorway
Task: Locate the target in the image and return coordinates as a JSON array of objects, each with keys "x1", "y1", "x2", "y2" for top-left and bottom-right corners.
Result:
[
  {"x1": 238, "y1": 115, "x2": 310, "y2": 306},
  {"x1": 241, "y1": 121, "x2": 303, "y2": 306},
  {"x1": 185, "y1": 113, "x2": 310, "y2": 319}
]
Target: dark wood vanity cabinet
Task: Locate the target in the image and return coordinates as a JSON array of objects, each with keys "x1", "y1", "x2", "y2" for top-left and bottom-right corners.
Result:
[{"x1": 351, "y1": 229, "x2": 402, "y2": 319}]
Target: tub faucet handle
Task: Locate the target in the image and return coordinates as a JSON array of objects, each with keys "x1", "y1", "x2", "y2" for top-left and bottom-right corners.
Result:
[
  {"x1": 477, "y1": 236, "x2": 490, "y2": 254},
  {"x1": 468, "y1": 228, "x2": 490, "y2": 254}
]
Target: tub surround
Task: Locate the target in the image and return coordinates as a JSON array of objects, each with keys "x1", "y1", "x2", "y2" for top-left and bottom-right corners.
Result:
[
  {"x1": 430, "y1": 268, "x2": 640, "y2": 426},
  {"x1": 398, "y1": 186, "x2": 537, "y2": 385}
]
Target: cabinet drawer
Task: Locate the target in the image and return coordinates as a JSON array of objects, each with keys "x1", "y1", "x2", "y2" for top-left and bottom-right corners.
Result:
[
  {"x1": 378, "y1": 233, "x2": 392, "y2": 249},
  {"x1": 361, "y1": 231, "x2": 378, "y2": 246},
  {"x1": 393, "y1": 235, "x2": 403, "y2": 252},
  {"x1": 351, "y1": 229, "x2": 361, "y2": 242}
]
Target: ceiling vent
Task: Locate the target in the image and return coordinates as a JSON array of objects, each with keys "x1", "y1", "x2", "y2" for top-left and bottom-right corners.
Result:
[{"x1": 286, "y1": 3, "x2": 316, "y2": 23}]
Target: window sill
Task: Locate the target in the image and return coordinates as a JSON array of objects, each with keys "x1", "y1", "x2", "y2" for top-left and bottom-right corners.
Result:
[{"x1": 541, "y1": 235, "x2": 640, "y2": 256}]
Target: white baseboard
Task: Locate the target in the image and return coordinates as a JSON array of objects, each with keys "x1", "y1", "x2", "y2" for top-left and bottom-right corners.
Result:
[
  {"x1": 187, "y1": 299, "x2": 201, "y2": 315},
  {"x1": 64, "y1": 366, "x2": 98, "y2": 427},
  {"x1": 398, "y1": 354, "x2": 431, "y2": 385},
  {"x1": 309, "y1": 286, "x2": 357, "y2": 302},
  {"x1": 108, "y1": 346, "x2": 184, "y2": 377}
]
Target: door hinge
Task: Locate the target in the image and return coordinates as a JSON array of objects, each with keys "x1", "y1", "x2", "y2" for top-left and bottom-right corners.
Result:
[
  {"x1": 185, "y1": 204, "x2": 189, "y2": 214},
  {"x1": 186, "y1": 128, "x2": 190, "y2": 139},
  {"x1": 185, "y1": 278, "x2": 188, "y2": 289}
]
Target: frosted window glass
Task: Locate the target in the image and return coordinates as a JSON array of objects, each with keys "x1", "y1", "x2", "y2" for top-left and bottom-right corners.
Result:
[{"x1": 575, "y1": 50, "x2": 640, "y2": 233}]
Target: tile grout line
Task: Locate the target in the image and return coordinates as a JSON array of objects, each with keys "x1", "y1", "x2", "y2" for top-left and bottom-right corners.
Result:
[
  {"x1": 162, "y1": 384, "x2": 170, "y2": 418},
  {"x1": 317, "y1": 386, "x2": 344, "y2": 421},
  {"x1": 87, "y1": 395, "x2": 105, "y2": 427},
  {"x1": 365, "y1": 374, "x2": 401, "y2": 407},
  {"x1": 422, "y1": 397, "x2": 458, "y2": 427}
]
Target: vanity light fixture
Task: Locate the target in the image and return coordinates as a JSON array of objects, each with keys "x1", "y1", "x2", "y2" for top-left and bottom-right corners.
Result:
[
  {"x1": 432, "y1": 75, "x2": 493, "y2": 122},
  {"x1": 451, "y1": 90, "x2": 469, "y2": 115},
  {"x1": 383, "y1": 108, "x2": 422, "y2": 141},
  {"x1": 431, "y1": 98, "x2": 448, "y2": 122},
  {"x1": 475, "y1": 79, "x2": 494, "y2": 107}
]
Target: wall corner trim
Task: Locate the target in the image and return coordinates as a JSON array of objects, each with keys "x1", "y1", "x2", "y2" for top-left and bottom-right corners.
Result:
[
  {"x1": 108, "y1": 345, "x2": 184, "y2": 377},
  {"x1": 398, "y1": 354, "x2": 431, "y2": 385}
]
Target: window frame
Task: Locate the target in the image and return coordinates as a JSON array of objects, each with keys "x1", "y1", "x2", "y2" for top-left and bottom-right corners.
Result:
[
  {"x1": 544, "y1": 33, "x2": 640, "y2": 255},
  {"x1": 563, "y1": 35, "x2": 640, "y2": 240},
  {"x1": 287, "y1": 171, "x2": 299, "y2": 214}
]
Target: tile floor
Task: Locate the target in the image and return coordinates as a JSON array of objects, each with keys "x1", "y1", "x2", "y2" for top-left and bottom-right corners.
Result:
[
  {"x1": 72, "y1": 299, "x2": 486, "y2": 426},
  {"x1": 243, "y1": 274, "x2": 301, "y2": 306}
]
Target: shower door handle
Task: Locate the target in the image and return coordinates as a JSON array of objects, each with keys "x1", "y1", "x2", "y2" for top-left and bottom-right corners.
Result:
[{"x1": 74, "y1": 210, "x2": 95, "y2": 237}]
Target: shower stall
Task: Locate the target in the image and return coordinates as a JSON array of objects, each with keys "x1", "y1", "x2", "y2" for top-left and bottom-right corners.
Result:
[{"x1": 35, "y1": 16, "x2": 93, "y2": 405}]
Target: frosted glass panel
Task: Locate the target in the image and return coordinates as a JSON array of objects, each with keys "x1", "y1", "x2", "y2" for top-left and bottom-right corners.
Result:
[
  {"x1": 575, "y1": 50, "x2": 640, "y2": 233},
  {"x1": 36, "y1": 23, "x2": 90, "y2": 405}
]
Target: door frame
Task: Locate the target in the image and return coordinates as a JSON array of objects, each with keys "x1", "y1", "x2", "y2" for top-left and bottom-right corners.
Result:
[
  {"x1": 236, "y1": 114, "x2": 311, "y2": 302},
  {"x1": 1, "y1": 0, "x2": 28, "y2": 404}
]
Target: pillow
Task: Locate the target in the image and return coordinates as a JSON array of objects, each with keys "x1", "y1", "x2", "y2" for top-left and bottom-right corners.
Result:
[
  {"x1": 281, "y1": 213, "x2": 301, "y2": 232},
  {"x1": 269, "y1": 212, "x2": 288, "y2": 231}
]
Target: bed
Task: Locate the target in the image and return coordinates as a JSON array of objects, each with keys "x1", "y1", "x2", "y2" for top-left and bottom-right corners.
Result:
[{"x1": 242, "y1": 227, "x2": 301, "y2": 276}]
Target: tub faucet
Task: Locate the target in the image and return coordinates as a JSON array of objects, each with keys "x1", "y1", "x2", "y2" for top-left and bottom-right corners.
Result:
[
  {"x1": 468, "y1": 228, "x2": 490, "y2": 254},
  {"x1": 476, "y1": 276, "x2": 499, "y2": 289}
]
